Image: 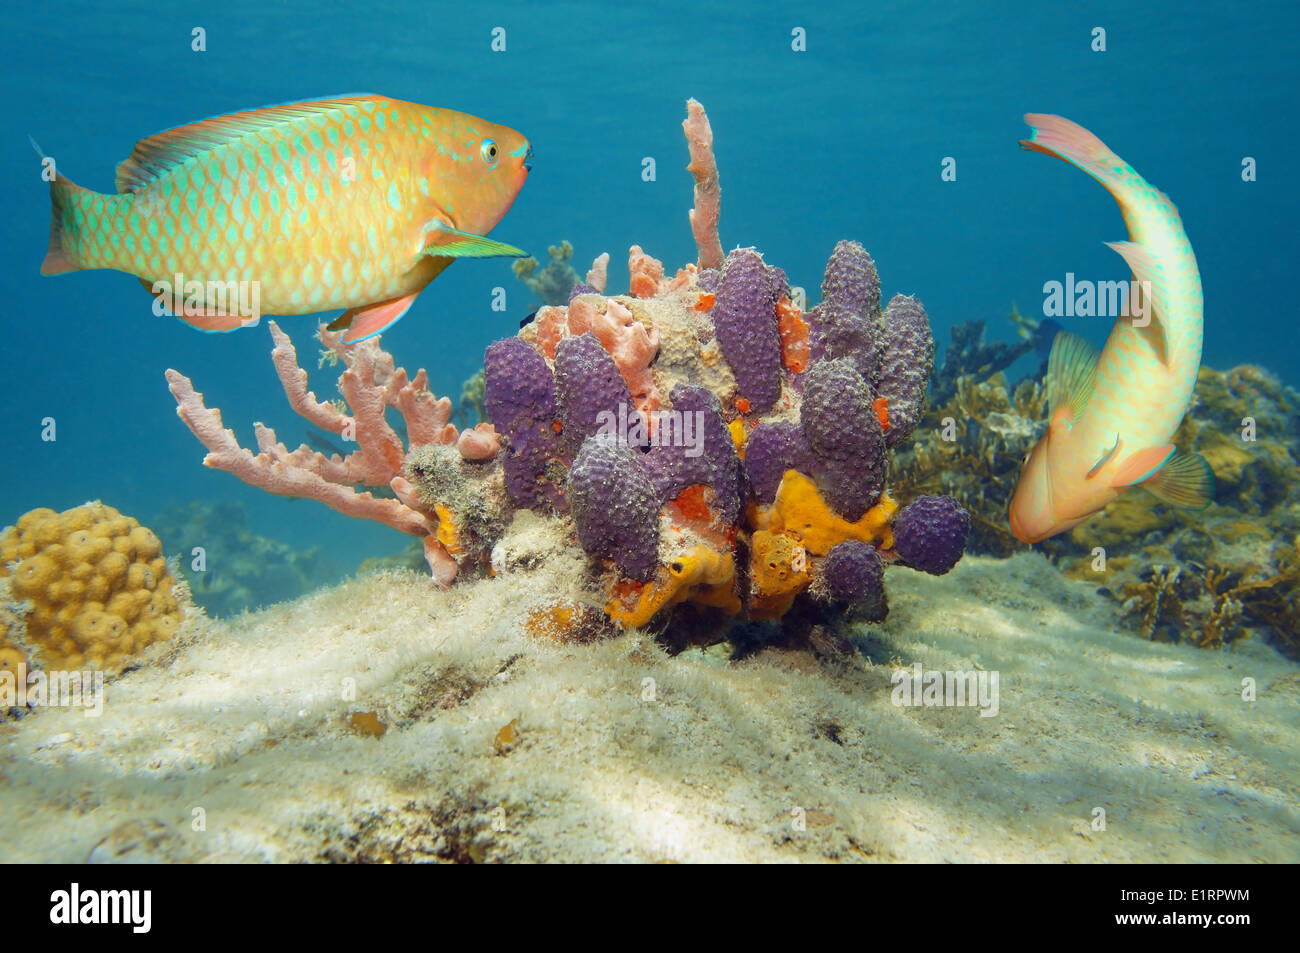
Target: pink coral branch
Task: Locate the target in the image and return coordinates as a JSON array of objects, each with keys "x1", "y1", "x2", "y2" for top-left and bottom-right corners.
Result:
[
  {"x1": 586, "y1": 253, "x2": 610, "y2": 293},
  {"x1": 165, "y1": 323, "x2": 483, "y2": 587},
  {"x1": 683, "y1": 98, "x2": 723, "y2": 270},
  {"x1": 165, "y1": 369, "x2": 432, "y2": 538}
]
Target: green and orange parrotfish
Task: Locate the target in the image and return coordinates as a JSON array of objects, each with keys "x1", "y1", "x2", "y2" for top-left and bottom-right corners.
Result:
[
  {"x1": 38, "y1": 94, "x2": 532, "y2": 343},
  {"x1": 1009, "y1": 114, "x2": 1214, "y2": 544}
]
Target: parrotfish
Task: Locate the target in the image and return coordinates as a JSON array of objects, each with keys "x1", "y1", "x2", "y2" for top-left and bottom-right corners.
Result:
[
  {"x1": 39, "y1": 94, "x2": 532, "y2": 343},
  {"x1": 1009, "y1": 114, "x2": 1214, "y2": 544}
]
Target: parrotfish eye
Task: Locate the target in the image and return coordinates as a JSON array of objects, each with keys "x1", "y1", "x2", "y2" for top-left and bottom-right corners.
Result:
[{"x1": 481, "y1": 139, "x2": 498, "y2": 164}]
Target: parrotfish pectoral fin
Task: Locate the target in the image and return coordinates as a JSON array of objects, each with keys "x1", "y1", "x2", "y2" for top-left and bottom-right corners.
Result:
[
  {"x1": 1045, "y1": 330, "x2": 1099, "y2": 425},
  {"x1": 1086, "y1": 434, "x2": 1121, "y2": 478},
  {"x1": 422, "y1": 220, "x2": 527, "y2": 258},
  {"x1": 338, "y1": 291, "x2": 420, "y2": 344},
  {"x1": 1105, "y1": 240, "x2": 1170, "y2": 365},
  {"x1": 1141, "y1": 450, "x2": 1215, "y2": 509},
  {"x1": 1110, "y1": 443, "x2": 1175, "y2": 488}
]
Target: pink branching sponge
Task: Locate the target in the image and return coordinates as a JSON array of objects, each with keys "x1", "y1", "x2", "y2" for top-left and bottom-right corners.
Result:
[{"x1": 165, "y1": 321, "x2": 497, "y2": 586}]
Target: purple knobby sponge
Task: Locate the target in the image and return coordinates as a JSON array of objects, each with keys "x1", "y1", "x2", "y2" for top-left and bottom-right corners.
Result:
[
  {"x1": 696, "y1": 268, "x2": 722, "y2": 295},
  {"x1": 484, "y1": 337, "x2": 561, "y2": 509},
  {"x1": 820, "y1": 541, "x2": 888, "y2": 622},
  {"x1": 800, "y1": 358, "x2": 885, "y2": 519},
  {"x1": 893, "y1": 495, "x2": 969, "y2": 575},
  {"x1": 877, "y1": 294, "x2": 934, "y2": 448},
  {"x1": 822, "y1": 541, "x2": 884, "y2": 601},
  {"x1": 742, "y1": 421, "x2": 815, "y2": 504},
  {"x1": 644, "y1": 383, "x2": 742, "y2": 523},
  {"x1": 569, "y1": 434, "x2": 660, "y2": 581},
  {"x1": 807, "y1": 240, "x2": 884, "y2": 384},
  {"x1": 569, "y1": 282, "x2": 599, "y2": 301},
  {"x1": 554, "y1": 332, "x2": 635, "y2": 456},
  {"x1": 713, "y1": 248, "x2": 784, "y2": 414}
]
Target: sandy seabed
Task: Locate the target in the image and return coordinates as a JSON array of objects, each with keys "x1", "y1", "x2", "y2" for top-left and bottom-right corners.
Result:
[{"x1": 2, "y1": 539, "x2": 1297, "y2": 864}]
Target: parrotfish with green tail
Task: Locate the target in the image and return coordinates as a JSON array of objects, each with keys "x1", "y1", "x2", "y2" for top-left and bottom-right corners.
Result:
[
  {"x1": 37, "y1": 94, "x2": 532, "y2": 343},
  {"x1": 1009, "y1": 114, "x2": 1215, "y2": 544}
]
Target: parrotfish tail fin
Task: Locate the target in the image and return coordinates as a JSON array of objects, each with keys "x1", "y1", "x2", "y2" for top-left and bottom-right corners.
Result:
[
  {"x1": 1141, "y1": 450, "x2": 1215, "y2": 509},
  {"x1": 1020, "y1": 114, "x2": 1129, "y2": 197},
  {"x1": 41, "y1": 173, "x2": 91, "y2": 275},
  {"x1": 1045, "y1": 329, "x2": 1099, "y2": 424}
]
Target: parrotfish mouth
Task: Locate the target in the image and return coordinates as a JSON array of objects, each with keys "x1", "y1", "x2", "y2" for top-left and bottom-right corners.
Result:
[{"x1": 524, "y1": 147, "x2": 534, "y2": 172}]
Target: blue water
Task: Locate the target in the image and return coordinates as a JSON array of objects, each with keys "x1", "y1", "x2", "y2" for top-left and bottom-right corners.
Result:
[{"x1": 2, "y1": 0, "x2": 1295, "y2": 599}]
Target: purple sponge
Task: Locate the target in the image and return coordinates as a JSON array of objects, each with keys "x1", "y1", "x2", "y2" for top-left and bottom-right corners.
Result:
[
  {"x1": 644, "y1": 383, "x2": 742, "y2": 523},
  {"x1": 822, "y1": 240, "x2": 881, "y2": 318},
  {"x1": 821, "y1": 541, "x2": 888, "y2": 622},
  {"x1": 800, "y1": 358, "x2": 885, "y2": 519},
  {"x1": 877, "y1": 294, "x2": 934, "y2": 448},
  {"x1": 808, "y1": 241, "x2": 884, "y2": 384},
  {"x1": 742, "y1": 421, "x2": 815, "y2": 504},
  {"x1": 822, "y1": 541, "x2": 883, "y2": 601},
  {"x1": 893, "y1": 496, "x2": 969, "y2": 575},
  {"x1": 554, "y1": 333, "x2": 635, "y2": 456},
  {"x1": 713, "y1": 249, "x2": 784, "y2": 414},
  {"x1": 484, "y1": 338, "x2": 562, "y2": 509},
  {"x1": 569, "y1": 435, "x2": 660, "y2": 581}
]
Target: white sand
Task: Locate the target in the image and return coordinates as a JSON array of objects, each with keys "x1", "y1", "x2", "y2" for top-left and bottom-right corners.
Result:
[{"x1": 1, "y1": 543, "x2": 1296, "y2": 863}]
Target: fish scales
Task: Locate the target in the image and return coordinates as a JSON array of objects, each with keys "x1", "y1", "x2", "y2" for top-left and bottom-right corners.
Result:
[{"x1": 40, "y1": 95, "x2": 532, "y2": 341}]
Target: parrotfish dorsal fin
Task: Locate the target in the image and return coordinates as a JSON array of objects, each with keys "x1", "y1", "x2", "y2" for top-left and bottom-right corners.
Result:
[
  {"x1": 422, "y1": 220, "x2": 528, "y2": 258},
  {"x1": 1140, "y1": 449, "x2": 1215, "y2": 509},
  {"x1": 1105, "y1": 240, "x2": 1170, "y2": 366},
  {"x1": 114, "y1": 94, "x2": 383, "y2": 193},
  {"x1": 1046, "y1": 329, "x2": 1099, "y2": 425}
]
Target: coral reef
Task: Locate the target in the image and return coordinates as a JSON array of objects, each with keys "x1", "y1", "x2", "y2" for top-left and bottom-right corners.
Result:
[
  {"x1": 894, "y1": 344, "x2": 1300, "y2": 656},
  {"x1": 457, "y1": 368, "x2": 486, "y2": 428},
  {"x1": 152, "y1": 500, "x2": 340, "y2": 617},
  {"x1": 167, "y1": 321, "x2": 501, "y2": 587},
  {"x1": 513, "y1": 240, "x2": 581, "y2": 306},
  {"x1": 1, "y1": 503, "x2": 183, "y2": 674},
  {"x1": 164, "y1": 100, "x2": 967, "y2": 652}
]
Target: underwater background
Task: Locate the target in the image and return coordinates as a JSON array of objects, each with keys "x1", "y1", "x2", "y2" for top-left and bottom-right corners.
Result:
[{"x1": 3, "y1": 0, "x2": 1295, "y2": 610}]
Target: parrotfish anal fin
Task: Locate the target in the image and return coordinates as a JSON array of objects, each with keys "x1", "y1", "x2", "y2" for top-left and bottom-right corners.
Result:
[
  {"x1": 338, "y1": 292, "x2": 419, "y2": 345},
  {"x1": 1110, "y1": 443, "x2": 1175, "y2": 488},
  {"x1": 115, "y1": 94, "x2": 383, "y2": 193},
  {"x1": 1106, "y1": 240, "x2": 1170, "y2": 366},
  {"x1": 1141, "y1": 450, "x2": 1215, "y2": 509},
  {"x1": 422, "y1": 220, "x2": 528, "y2": 258},
  {"x1": 1046, "y1": 330, "x2": 1099, "y2": 425},
  {"x1": 140, "y1": 277, "x2": 259, "y2": 333}
]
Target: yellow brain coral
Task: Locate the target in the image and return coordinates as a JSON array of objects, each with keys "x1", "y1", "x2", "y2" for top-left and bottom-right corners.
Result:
[{"x1": 0, "y1": 502, "x2": 183, "y2": 673}]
